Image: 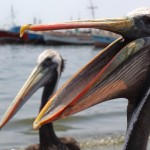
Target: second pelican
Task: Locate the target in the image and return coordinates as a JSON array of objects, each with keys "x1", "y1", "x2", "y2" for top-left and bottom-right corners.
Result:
[{"x1": 0, "y1": 50, "x2": 80, "y2": 150}]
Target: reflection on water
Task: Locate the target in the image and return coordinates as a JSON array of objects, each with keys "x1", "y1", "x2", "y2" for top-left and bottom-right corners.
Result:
[{"x1": 0, "y1": 45, "x2": 148, "y2": 150}]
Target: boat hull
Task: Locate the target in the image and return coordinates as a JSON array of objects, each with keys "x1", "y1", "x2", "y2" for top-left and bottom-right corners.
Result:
[
  {"x1": 43, "y1": 32, "x2": 94, "y2": 45},
  {"x1": 10, "y1": 26, "x2": 45, "y2": 44},
  {"x1": 0, "y1": 30, "x2": 23, "y2": 44},
  {"x1": 92, "y1": 35, "x2": 116, "y2": 48}
]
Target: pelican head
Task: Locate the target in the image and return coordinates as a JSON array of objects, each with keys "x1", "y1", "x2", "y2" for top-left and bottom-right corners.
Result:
[
  {"x1": 18, "y1": 8, "x2": 150, "y2": 130},
  {"x1": 20, "y1": 8, "x2": 150, "y2": 40},
  {"x1": 0, "y1": 49, "x2": 64, "y2": 129}
]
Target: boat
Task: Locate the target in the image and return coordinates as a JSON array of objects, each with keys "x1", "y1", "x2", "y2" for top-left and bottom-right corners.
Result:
[
  {"x1": 10, "y1": 26, "x2": 45, "y2": 44},
  {"x1": 92, "y1": 35, "x2": 116, "y2": 47},
  {"x1": 43, "y1": 31, "x2": 94, "y2": 45},
  {"x1": 0, "y1": 30, "x2": 24, "y2": 44}
]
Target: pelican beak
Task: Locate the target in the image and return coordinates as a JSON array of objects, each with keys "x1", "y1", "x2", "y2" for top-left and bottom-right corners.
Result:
[
  {"x1": 33, "y1": 36, "x2": 144, "y2": 129},
  {"x1": 20, "y1": 18, "x2": 133, "y2": 38},
  {"x1": 0, "y1": 64, "x2": 52, "y2": 129},
  {"x1": 19, "y1": 17, "x2": 136, "y2": 130}
]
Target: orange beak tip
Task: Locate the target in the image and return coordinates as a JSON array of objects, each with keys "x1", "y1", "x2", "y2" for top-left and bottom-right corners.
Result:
[
  {"x1": 0, "y1": 120, "x2": 4, "y2": 129},
  {"x1": 0, "y1": 123, "x2": 4, "y2": 130}
]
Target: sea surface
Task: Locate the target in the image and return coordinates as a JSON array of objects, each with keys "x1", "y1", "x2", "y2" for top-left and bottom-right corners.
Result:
[{"x1": 0, "y1": 45, "x2": 149, "y2": 150}]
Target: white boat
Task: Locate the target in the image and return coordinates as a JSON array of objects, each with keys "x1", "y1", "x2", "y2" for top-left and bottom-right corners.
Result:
[{"x1": 43, "y1": 31, "x2": 94, "y2": 45}]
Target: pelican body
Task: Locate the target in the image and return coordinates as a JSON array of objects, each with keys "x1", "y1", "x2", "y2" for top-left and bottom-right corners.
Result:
[{"x1": 1, "y1": 7, "x2": 150, "y2": 150}]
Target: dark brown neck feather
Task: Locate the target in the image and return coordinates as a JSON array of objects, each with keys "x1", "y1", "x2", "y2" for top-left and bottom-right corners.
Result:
[
  {"x1": 39, "y1": 74, "x2": 68, "y2": 150},
  {"x1": 125, "y1": 44, "x2": 150, "y2": 126},
  {"x1": 124, "y1": 79, "x2": 150, "y2": 150}
]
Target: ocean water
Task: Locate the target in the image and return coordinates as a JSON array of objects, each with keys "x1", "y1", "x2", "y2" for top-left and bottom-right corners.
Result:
[{"x1": 0, "y1": 45, "x2": 148, "y2": 150}]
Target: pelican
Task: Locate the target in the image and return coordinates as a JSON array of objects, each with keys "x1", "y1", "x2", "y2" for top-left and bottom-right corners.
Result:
[
  {"x1": 0, "y1": 50, "x2": 80, "y2": 150},
  {"x1": 18, "y1": 8, "x2": 150, "y2": 150}
]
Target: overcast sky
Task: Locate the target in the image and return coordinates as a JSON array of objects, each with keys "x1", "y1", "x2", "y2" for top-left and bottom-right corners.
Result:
[{"x1": 0, "y1": 0, "x2": 150, "y2": 28}]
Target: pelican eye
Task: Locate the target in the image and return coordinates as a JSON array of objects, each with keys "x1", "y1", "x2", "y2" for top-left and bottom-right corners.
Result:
[
  {"x1": 142, "y1": 15, "x2": 150, "y2": 25},
  {"x1": 42, "y1": 57, "x2": 52, "y2": 67}
]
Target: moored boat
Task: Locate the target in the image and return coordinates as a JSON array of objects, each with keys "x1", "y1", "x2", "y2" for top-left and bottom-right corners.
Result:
[
  {"x1": 10, "y1": 26, "x2": 45, "y2": 44},
  {"x1": 43, "y1": 31, "x2": 94, "y2": 45},
  {"x1": 0, "y1": 30, "x2": 24, "y2": 44},
  {"x1": 92, "y1": 35, "x2": 116, "y2": 48}
]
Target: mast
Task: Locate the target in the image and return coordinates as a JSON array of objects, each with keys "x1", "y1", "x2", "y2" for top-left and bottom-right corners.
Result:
[
  {"x1": 10, "y1": 5, "x2": 15, "y2": 26},
  {"x1": 87, "y1": 0, "x2": 98, "y2": 19}
]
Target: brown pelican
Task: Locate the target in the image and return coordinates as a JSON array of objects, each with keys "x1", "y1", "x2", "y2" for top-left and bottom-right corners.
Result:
[
  {"x1": 0, "y1": 50, "x2": 80, "y2": 150},
  {"x1": 19, "y1": 7, "x2": 150, "y2": 150}
]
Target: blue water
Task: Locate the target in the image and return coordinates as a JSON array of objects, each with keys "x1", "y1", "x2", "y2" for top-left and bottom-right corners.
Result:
[{"x1": 0, "y1": 45, "x2": 143, "y2": 150}]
